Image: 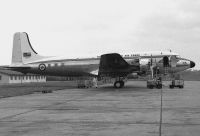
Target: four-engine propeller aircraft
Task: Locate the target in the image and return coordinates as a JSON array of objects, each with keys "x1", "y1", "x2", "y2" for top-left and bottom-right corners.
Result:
[{"x1": 4, "y1": 32, "x2": 195, "y2": 88}]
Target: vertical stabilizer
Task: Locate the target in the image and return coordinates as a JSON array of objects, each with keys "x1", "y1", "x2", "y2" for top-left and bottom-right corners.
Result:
[
  {"x1": 11, "y1": 32, "x2": 44, "y2": 65},
  {"x1": 11, "y1": 32, "x2": 22, "y2": 65}
]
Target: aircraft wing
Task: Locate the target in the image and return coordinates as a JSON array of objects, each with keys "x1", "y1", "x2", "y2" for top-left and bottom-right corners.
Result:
[{"x1": 98, "y1": 53, "x2": 140, "y2": 77}]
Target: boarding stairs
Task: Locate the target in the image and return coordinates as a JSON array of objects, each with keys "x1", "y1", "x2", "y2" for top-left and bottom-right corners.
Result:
[{"x1": 164, "y1": 67, "x2": 169, "y2": 75}]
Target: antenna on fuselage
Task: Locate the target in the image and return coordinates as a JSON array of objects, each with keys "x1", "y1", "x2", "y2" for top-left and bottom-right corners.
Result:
[{"x1": 168, "y1": 49, "x2": 172, "y2": 52}]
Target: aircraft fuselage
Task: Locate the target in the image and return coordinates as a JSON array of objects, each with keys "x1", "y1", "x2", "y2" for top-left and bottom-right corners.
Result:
[{"x1": 18, "y1": 52, "x2": 194, "y2": 77}]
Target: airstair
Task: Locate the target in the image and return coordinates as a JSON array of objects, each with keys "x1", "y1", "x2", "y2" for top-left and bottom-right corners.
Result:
[{"x1": 164, "y1": 67, "x2": 169, "y2": 75}]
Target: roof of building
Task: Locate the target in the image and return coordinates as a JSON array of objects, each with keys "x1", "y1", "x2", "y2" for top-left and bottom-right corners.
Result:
[{"x1": 0, "y1": 69, "x2": 41, "y2": 76}]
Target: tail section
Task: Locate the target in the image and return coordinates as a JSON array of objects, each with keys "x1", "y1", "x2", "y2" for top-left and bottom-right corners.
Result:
[{"x1": 11, "y1": 32, "x2": 44, "y2": 65}]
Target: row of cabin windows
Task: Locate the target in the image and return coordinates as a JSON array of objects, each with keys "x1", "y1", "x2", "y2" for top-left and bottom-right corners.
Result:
[
  {"x1": 10, "y1": 76, "x2": 45, "y2": 80},
  {"x1": 46, "y1": 60, "x2": 98, "y2": 67},
  {"x1": 47, "y1": 63, "x2": 65, "y2": 67},
  {"x1": 123, "y1": 54, "x2": 140, "y2": 57}
]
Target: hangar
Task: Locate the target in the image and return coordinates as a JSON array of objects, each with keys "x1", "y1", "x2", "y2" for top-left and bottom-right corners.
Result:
[{"x1": 0, "y1": 69, "x2": 46, "y2": 84}]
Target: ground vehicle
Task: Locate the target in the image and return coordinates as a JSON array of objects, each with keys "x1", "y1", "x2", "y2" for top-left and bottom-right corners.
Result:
[
  {"x1": 77, "y1": 80, "x2": 93, "y2": 88},
  {"x1": 169, "y1": 79, "x2": 184, "y2": 89},
  {"x1": 147, "y1": 77, "x2": 162, "y2": 89}
]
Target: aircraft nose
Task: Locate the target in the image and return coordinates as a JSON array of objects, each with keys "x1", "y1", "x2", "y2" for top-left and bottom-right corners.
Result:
[{"x1": 190, "y1": 61, "x2": 195, "y2": 68}]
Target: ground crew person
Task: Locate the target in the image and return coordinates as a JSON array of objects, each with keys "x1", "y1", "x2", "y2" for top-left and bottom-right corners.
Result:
[{"x1": 93, "y1": 77, "x2": 98, "y2": 88}]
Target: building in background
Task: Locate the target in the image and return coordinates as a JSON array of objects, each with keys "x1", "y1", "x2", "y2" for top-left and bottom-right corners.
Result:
[{"x1": 0, "y1": 69, "x2": 46, "y2": 84}]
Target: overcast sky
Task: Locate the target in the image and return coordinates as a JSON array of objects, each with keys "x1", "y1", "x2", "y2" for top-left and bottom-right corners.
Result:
[{"x1": 0, "y1": 0, "x2": 199, "y2": 69}]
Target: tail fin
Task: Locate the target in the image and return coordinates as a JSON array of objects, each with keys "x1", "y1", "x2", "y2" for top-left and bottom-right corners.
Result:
[{"x1": 11, "y1": 32, "x2": 44, "y2": 65}]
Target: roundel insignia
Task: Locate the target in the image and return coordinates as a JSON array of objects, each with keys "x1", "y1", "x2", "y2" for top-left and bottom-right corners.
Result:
[{"x1": 39, "y1": 64, "x2": 46, "y2": 71}]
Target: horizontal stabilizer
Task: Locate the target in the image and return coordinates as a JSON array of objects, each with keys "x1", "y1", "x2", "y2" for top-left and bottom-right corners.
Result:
[{"x1": 2, "y1": 66, "x2": 31, "y2": 70}]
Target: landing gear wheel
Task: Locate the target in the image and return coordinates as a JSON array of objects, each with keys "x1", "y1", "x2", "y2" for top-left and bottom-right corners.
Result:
[
  {"x1": 114, "y1": 81, "x2": 124, "y2": 88},
  {"x1": 114, "y1": 81, "x2": 121, "y2": 88}
]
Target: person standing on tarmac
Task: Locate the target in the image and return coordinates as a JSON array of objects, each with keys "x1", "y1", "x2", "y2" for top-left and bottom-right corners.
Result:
[{"x1": 93, "y1": 77, "x2": 98, "y2": 88}]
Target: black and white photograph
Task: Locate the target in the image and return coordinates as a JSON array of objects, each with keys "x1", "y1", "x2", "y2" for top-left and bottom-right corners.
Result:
[{"x1": 0, "y1": 0, "x2": 199, "y2": 135}]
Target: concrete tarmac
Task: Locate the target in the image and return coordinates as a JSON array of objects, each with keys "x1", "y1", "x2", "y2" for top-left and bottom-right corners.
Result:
[{"x1": 0, "y1": 81, "x2": 200, "y2": 136}]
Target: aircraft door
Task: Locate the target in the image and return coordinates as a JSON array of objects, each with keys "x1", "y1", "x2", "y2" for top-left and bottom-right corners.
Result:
[
  {"x1": 163, "y1": 56, "x2": 169, "y2": 67},
  {"x1": 170, "y1": 55, "x2": 177, "y2": 67}
]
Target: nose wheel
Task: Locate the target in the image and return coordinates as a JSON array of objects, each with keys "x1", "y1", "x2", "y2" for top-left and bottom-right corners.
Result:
[{"x1": 114, "y1": 81, "x2": 124, "y2": 88}]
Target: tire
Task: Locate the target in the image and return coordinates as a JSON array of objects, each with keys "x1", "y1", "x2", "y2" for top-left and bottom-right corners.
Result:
[{"x1": 114, "y1": 81, "x2": 124, "y2": 88}]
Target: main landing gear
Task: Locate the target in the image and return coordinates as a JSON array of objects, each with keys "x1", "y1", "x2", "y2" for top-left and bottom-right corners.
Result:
[
  {"x1": 114, "y1": 77, "x2": 125, "y2": 88},
  {"x1": 114, "y1": 81, "x2": 124, "y2": 88}
]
